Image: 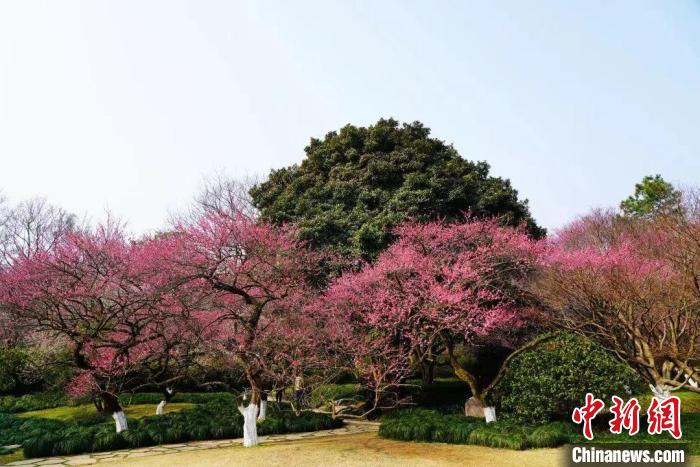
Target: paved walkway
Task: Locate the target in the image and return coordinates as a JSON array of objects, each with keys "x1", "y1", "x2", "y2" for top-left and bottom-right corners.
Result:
[{"x1": 6, "y1": 421, "x2": 380, "y2": 466}]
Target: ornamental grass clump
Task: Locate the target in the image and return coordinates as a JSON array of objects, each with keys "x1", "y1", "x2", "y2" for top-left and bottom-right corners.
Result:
[
  {"x1": 10, "y1": 400, "x2": 341, "y2": 458},
  {"x1": 379, "y1": 408, "x2": 572, "y2": 450}
]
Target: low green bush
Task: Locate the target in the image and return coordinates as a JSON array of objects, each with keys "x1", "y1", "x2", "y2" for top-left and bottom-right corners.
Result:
[
  {"x1": 120, "y1": 392, "x2": 234, "y2": 406},
  {"x1": 0, "y1": 347, "x2": 74, "y2": 396},
  {"x1": 309, "y1": 384, "x2": 361, "y2": 408},
  {"x1": 379, "y1": 408, "x2": 572, "y2": 450},
  {"x1": 0, "y1": 391, "x2": 233, "y2": 414},
  {"x1": 0, "y1": 393, "x2": 71, "y2": 414},
  {"x1": 0, "y1": 412, "x2": 66, "y2": 446},
  {"x1": 491, "y1": 333, "x2": 645, "y2": 424},
  {"x1": 5, "y1": 399, "x2": 342, "y2": 458}
]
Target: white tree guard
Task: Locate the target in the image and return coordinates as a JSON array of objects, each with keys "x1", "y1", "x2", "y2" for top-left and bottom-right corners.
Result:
[
  {"x1": 650, "y1": 384, "x2": 671, "y2": 400},
  {"x1": 112, "y1": 411, "x2": 128, "y2": 433},
  {"x1": 483, "y1": 406, "x2": 497, "y2": 423},
  {"x1": 238, "y1": 403, "x2": 259, "y2": 447},
  {"x1": 257, "y1": 400, "x2": 267, "y2": 421}
]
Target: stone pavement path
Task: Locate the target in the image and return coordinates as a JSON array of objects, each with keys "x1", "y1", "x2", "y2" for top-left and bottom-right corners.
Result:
[{"x1": 6, "y1": 421, "x2": 379, "y2": 466}]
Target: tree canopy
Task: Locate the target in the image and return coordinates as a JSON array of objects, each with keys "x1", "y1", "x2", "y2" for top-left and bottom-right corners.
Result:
[
  {"x1": 250, "y1": 119, "x2": 544, "y2": 259},
  {"x1": 620, "y1": 174, "x2": 680, "y2": 218}
]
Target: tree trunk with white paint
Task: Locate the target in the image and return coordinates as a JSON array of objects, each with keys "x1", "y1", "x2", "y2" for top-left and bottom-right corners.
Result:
[
  {"x1": 238, "y1": 403, "x2": 259, "y2": 447},
  {"x1": 257, "y1": 400, "x2": 267, "y2": 421},
  {"x1": 257, "y1": 392, "x2": 268, "y2": 421},
  {"x1": 650, "y1": 384, "x2": 671, "y2": 400},
  {"x1": 464, "y1": 396, "x2": 497, "y2": 423},
  {"x1": 100, "y1": 392, "x2": 129, "y2": 433},
  {"x1": 112, "y1": 410, "x2": 129, "y2": 433},
  {"x1": 156, "y1": 387, "x2": 175, "y2": 415}
]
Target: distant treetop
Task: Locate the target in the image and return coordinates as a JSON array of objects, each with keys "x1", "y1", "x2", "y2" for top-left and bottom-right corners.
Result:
[
  {"x1": 620, "y1": 174, "x2": 681, "y2": 218},
  {"x1": 251, "y1": 118, "x2": 544, "y2": 260}
]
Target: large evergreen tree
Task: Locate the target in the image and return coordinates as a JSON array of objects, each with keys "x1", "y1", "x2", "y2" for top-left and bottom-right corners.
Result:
[{"x1": 251, "y1": 118, "x2": 543, "y2": 259}]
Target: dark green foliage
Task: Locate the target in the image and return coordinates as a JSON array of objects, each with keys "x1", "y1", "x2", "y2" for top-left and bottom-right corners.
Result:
[
  {"x1": 468, "y1": 422, "x2": 530, "y2": 450},
  {"x1": 119, "y1": 391, "x2": 234, "y2": 406},
  {"x1": 0, "y1": 393, "x2": 71, "y2": 413},
  {"x1": 527, "y1": 422, "x2": 573, "y2": 447},
  {"x1": 620, "y1": 174, "x2": 681, "y2": 218},
  {"x1": 309, "y1": 384, "x2": 361, "y2": 409},
  {"x1": 379, "y1": 408, "x2": 572, "y2": 450},
  {"x1": 0, "y1": 412, "x2": 65, "y2": 446},
  {"x1": 0, "y1": 391, "x2": 233, "y2": 414},
  {"x1": 2, "y1": 400, "x2": 341, "y2": 458},
  {"x1": 251, "y1": 119, "x2": 544, "y2": 260},
  {"x1": 121, "y1": 423, "x2": 152, "y2": 447},
  {"x1": 53, "y1": 426, "x2": 96, "y2": 455},
  {"x1": 408, "y1": 378, "x2": 470, "y2": 412},
  {"x1": 22, "y1": 434, "x2": 58, "y2": 458},
  {"x1": 491, "y1": 333, "x2": 645, "y2": 424},
  {"x1": 91, "y1": 425, "x2": 126, "y2": 452},
  {"x1": 0, "y1": 347, "x2": 74, "y2": 396}
]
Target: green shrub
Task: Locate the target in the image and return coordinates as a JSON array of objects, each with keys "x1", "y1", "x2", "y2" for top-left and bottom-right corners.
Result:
[
  {"x1": 0, "y1": 412, "x2": 65, "y2": 446},
  {"x1": 22, "y1": 434, "x2": 59, "y2": 458},
  {"x1": 0, "y1": 391, "x2": 235, "y2": 415},
  {"x1": 6, "y1": 399, "x2": 340, "y2": 458},
  {"x1": 468, "y1": 422, "x2": 530, "y2": 450},
  {"x1": 0, "y1": 392, "x2": 71, "y2": 413},
  {"x1": 491, "y1": 333, "x2": 645, "y2": 424},
  {"x1": 309, "y1": 384, "x2": 361, "y2": 408},
  {"x1": 0, "y1": 347, "x2": 74, "y2": 396},
  {"x1": 379, "y1": 409, "x2": 443, "y2": 441},
  {"x1": 527, "y1": 421, "x2": 574, "y2": 448},
  {"x1": 91, "y1": 425, "x2": 127, "y2": 452},
  {"x1": 54, "y1": 426, "x2": 96, "y2": 455},
  {"x1": 119, "y1": 392, "x2": 234, "y2": 406},
  {"x1": 379, "y1": 408, "x2": 572, "y2": 450}
]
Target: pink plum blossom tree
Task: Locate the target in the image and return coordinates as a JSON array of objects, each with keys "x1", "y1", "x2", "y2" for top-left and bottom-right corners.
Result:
[
  {"x1": 163, "y1": 208, "x2": 338, "y2": 446},
  {"x1": 0, "y1": 223, "x2": 199, "y2": 432},
  {"x1": 535, "y1": 200, "x2": 700, "y2": 394},
  {"x1": 322, "y1": 218, "x2": 545, "y2": 420}
]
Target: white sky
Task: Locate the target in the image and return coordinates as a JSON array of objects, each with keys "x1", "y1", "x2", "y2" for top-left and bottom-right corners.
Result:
[{"x1": 1, "y1": 1, "x2": 699, "y2": 235}]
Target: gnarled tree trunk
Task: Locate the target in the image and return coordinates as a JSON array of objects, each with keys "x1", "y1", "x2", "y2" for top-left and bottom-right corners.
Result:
[
  {"x1": 444, "y1": 333, "x2": 555, "y2": 423},
  {"x1": 421, "y1": 360, "x2": 435, "y2": 386},
  {"x1": 100, "y1": 392, "x2": 128, "y2": 433},
  {"x1": 238, "y1": 374, "x2": 263, "y2": 447}
]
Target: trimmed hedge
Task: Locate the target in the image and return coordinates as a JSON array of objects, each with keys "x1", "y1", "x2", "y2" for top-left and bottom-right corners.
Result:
[
  {"x1": 0, "y1": 393, "x2": 71, "y2": 414},
  {"x1": 0, "y1": 391, "x2": 233, "y2": 414},
  {"x1": 1, "y1": 400, "x2": 341, "y2": 458},
  {"x1": 491, "y1": 333, "x2": 645, "y2": 424},
  {"x1": 379, "y1": 408, "x2": 573, "y2": 450}
]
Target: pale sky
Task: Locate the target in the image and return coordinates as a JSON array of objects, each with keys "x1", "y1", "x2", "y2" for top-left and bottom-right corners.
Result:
[{"x1": 1, "y1": 1, "x2": 699, "y2": 234}]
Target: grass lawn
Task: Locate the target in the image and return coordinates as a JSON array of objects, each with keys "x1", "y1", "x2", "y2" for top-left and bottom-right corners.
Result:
[
  {"x1": 16, "y1": 403, "x2": 194, "y2": 424},
  {"x1": 0, "y1": 451, "x2": 22, "y2": 465}
]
